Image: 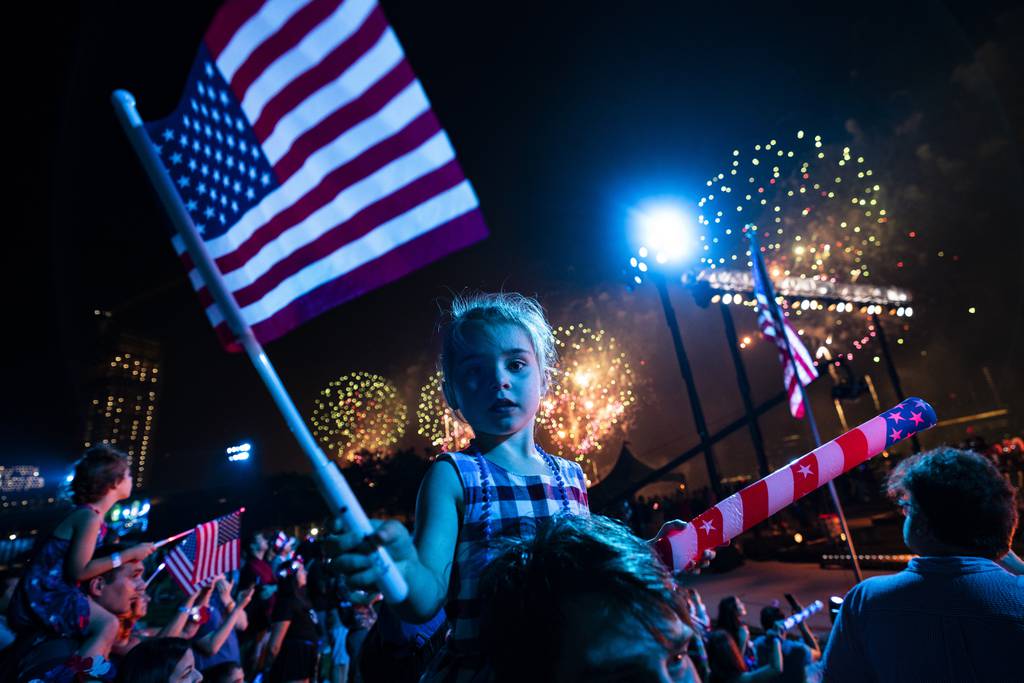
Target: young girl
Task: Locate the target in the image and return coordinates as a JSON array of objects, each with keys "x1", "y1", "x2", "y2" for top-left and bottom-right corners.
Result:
[
  {"x1": 332, "y1": 292, "x2": 589, "y2": 680},
  {"x1": 332, "y1": 293, "x2": 711, "y2": 680},
  {"x1": 8, "y1": 446, "x2": 154, "y2": 668}
]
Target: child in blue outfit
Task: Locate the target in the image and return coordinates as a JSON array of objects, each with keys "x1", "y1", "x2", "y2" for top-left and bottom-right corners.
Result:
[{"x1": 8, "y1": 446, "x2": 155, "y2": 674}]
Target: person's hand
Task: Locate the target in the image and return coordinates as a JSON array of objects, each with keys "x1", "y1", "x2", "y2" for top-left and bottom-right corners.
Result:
[
  {"x1": 324, "y1": 519, "x2": 416, "y2": 590},
  {"x1": 215, "y1": 575, "x2": 234, "y2": 600},
  {"x1": 126, "y1": 542, "x2": 156, "y2": 561},
  {"x1": 652, "y1": 520, "x2": 718, "y2": 574},
  {"x1": 195, "y1": 583, "x2": 214, "y2": 606},
  {"x1": 235, "y1": 586, "x2": 255, "y2": 610},
  {"x1": 686, "y1": 587, "x2": 705, "y2": 607}
]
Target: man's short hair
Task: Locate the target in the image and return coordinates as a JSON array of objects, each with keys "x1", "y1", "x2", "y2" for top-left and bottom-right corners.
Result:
[
  {"x1": 760, "y1": 605, "x2": 786, "y2": 632},
  {"x1": 886, "y1": 447, "x2": 1018, "y2": 558},
  {"x1": 477, "y1": 514, "x2": 688, "y2": 682}
]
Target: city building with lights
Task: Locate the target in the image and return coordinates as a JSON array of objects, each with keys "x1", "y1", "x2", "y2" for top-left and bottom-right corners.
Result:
[{"x1": 82, "y1": 327, "x2": 162, "y2": 490}]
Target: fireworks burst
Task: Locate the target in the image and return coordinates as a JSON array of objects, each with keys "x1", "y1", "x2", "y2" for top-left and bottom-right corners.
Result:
[
  {"x1": 537, "y1": 324, "x2": 637, "y2": 462},
  {"x1": 695, "y1": 131, "x2": 913, "y2": 363},
  {"x1": 416, "y1": 371, "x2": 474, "y2": 452},
  {"x1": 310, "y1": 372, "x2": 407, "y2": 463}
]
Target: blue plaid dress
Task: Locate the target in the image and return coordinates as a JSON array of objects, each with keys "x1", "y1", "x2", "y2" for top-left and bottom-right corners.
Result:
[{"x1": 420, "y1": 449, "x2": 589, "y2": 682}]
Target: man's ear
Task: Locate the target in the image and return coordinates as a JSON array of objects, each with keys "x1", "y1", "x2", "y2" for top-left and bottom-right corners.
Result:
[{"x1": 84, "y1": 574, "x2": 105, "y2": 599}]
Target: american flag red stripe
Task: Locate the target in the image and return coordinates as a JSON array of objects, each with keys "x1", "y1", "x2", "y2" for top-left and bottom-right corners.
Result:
[
  {"x1": 750, "y1": 248, "x2": 819, "y2": 418},
  {"x1": 142, "y1": 0, "x2": 487, "y2": 350},
  {"x1": 653, "y1": 399, "x2": 937, "y2": 572},
  {"x1": 164, "y1": 510, "x2": 244, "y2": 593}
]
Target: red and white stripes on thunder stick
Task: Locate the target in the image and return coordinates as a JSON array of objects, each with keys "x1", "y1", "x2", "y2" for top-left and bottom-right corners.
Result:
[{"x1": 653, "y1": 397, "x2": 937, "y2": 572}]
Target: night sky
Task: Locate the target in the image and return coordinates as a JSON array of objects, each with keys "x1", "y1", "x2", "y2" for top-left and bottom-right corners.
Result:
[{"x1": 6, "y1": 1, "x2": 1023, "y2": 495}]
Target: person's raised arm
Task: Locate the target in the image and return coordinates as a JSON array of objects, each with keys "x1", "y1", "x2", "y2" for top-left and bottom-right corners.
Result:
[
  {"x1": 738, "y1": 629, "x2": 783, "y2": 682},
  {"x1": 194, "y1": 587, "x2": 253, "y2": 656},
  {"x1": 797, "y1": 619, "x2": 821, "y2": 661},
  {"x1": 66, "y1": 511, "x2": 153, "y2": 582},
  {"x1": 329, "y1": 460, "x2": 460, "y2": 623},
  {"x1": 158, "y1": 586, "x2": 204, "y2": 638}
]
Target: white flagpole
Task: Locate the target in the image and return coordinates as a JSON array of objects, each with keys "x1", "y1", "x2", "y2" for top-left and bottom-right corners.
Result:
[
  {"x1": 111, "y1": 90, "x2": 408, "y2": 603},
  {"x1": 748, "y1": 227, "x2": 863, "y2": 583}
]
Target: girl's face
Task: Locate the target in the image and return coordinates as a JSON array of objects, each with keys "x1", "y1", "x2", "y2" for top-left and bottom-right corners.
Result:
[
  {"x1": 447, "y1": 322, "x2": 545, "y2": 440},
  {"x1": 115, "y1": 468, "x2": 133, "y2": 499},
  {"x1": 169, "y1": 648, "x2": 202, "y2": 683}
]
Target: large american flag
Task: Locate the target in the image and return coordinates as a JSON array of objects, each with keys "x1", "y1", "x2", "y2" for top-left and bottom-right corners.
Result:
[
  {"x1": 142, "y1": 0, "x2": 488, "y2": 349},
  {"x1": 750, "y1": 247, "x2": 818, "y2": 418},
  {"x1": 165, "y1": 509, "x2": 244, "y2": 593}
]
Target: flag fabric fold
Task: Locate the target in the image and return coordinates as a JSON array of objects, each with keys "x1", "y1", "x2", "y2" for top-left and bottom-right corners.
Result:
[
  {"x1": 164, "y1": 509, "x2": 244, "y2": 593},
  {"x1": 140, "y1": 0, "x2": 488, "y2": 350},
  {"x1": 750, "y1": 247, "x2": 819, "y2": 418}
]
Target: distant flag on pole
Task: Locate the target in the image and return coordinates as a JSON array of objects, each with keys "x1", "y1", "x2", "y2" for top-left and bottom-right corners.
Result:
[
  {"x1": 750, "y1": 246, "x2": 818, "y2": 418},
  {"x1": 165, "y1": 509, "x2": 243, "y2": 593},
  {"x1": 141, "y1": 0, "x2": 488, "y2": 350}
]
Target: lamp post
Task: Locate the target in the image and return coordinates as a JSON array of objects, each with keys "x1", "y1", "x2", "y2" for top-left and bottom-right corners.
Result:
[{"x1": 629, "y1": 201, "x2": 724, "y2": 501}]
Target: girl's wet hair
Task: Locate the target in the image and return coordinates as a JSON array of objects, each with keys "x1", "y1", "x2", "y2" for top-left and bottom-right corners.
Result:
[
  {"x1": 66, "y1": 445, "x2": 129, "y2": 505},
  {"x1": 439, "y1": 291, "x2": 558, "y2": 392}
]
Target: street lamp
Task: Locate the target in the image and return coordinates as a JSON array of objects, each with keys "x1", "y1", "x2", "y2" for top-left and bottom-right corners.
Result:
[
  {"x1": 226, "y1": 442, "x2": 252, "y2": 462},
  {"x1": 628, "y1": 200, "x2": 724, "y2": 501}
]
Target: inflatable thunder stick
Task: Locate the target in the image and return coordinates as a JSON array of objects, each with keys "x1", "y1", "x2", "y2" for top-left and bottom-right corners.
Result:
[{"x1": 654, "y1": 397, "x2": 937, "y2": 572}]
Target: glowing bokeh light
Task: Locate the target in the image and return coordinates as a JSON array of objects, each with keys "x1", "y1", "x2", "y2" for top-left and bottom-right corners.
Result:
[
  {"x1": 310, "y1": 372, "x2": 407, "y2": 463},
  {"x1": 537, "y1": 324, "x2": 638, "y2": 462},
  {"x1": 416, "y1": 371, "x2": 474, "y2": 452}
]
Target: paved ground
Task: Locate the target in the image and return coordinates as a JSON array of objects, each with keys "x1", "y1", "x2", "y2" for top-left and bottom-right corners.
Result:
[{"x1": 682, "y1": 559, "x2": 897, "y2": 636}]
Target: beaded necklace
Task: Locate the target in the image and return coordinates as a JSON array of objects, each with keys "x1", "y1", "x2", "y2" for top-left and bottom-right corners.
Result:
[{"x1": 468, "y1": 441, "x2": 571, "y2": 547}]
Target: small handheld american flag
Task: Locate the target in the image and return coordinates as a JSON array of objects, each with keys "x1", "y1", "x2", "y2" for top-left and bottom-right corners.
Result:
[
  {"x1": 749, "y1": 231, "x2": 819, "y2": 418},
  {"x1": 165, "y1": 509, "x2": 244, "y2": 593},
  {"x1": 139, "y1": 0, "x2": 487, "y2": 350}
]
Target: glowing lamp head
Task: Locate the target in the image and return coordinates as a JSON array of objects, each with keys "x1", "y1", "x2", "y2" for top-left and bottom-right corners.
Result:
[{"x1": 630, "y1": 201, "x2": 695, "y2": 266}]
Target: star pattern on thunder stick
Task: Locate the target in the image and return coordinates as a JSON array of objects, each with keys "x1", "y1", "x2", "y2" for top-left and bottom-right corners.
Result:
[
  {"x1": 700, "y1": 519, "x2": 716, "y2": 534},
  {"x1": 797, "y1": 463, "x2": 814, "y2": 478},
  {"x1": 909, "y1": 411, "x2": 925, "y2": 426},
  {"x1": 889, "y1": 427, "x2": 903, "y2": 441}
]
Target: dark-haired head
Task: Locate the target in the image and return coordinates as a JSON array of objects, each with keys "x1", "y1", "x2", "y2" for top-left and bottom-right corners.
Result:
[
  {"x1": 67, "y1": 445, "x2": 130, "y2": 505},
  {"x1": 760, "y1": 605, "x2": 786, "y2": 632},
  {"x1": 478, "y1": 514, "x2": 692, "y2": 683},
  {"x1": 717, "y1": 596, "x2": 746, "y2": 644},
  {"x1": 887, "y1": 447, "x2": 1018, "y2": 558},
  {"x1": 199, "y1": 661, "x2": 242, "y2": 683},
  {"x1": 706, "y1": 629, "x2": 748, "y2": 682},
  {"x1": 117, "y1": 638, "x2": 199, "y2": 683}
]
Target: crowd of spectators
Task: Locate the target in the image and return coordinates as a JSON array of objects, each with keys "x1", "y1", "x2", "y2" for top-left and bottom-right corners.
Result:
[{"x1": 1, "y1": 442, "x2": 1020, "y2": 682}]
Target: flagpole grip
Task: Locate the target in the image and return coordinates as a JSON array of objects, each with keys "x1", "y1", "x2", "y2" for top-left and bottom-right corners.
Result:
[{"x1": 111, "y1": 90, "x2": 409, "y2": 604}]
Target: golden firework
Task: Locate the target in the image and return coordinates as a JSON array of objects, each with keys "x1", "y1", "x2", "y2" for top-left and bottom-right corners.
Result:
[
  {"x1": 537, "y1": 324, "x2": 637, "y2": 462},
  {"x1": 310, "y1": 372, "x2": 407, "y2": 463},
  {"x1": 416, "y1": 371, "x2": 474, "y2": 452}
]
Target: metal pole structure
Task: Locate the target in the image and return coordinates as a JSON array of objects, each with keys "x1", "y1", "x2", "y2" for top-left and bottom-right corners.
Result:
[
  {"x1": 112, "y1": 90, "x2": 408, "y2": 603},
  {"x1": 653, "y1": 272, "x2": 724, "y2": 501},
  {"x1": 718, "y1": 302, "x2": 771, "y2": 477},
  {"x1": 871, "y1": 312, "x2": 920, "y2": 452},
  {"x1": 750, "y1": 232, "x2": 863, "y2": 582}
]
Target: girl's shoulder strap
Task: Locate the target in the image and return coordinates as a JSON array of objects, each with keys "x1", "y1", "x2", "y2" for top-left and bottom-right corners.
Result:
[{"x1": 435, "y1": 451, "x2": 478, "y2": 482}]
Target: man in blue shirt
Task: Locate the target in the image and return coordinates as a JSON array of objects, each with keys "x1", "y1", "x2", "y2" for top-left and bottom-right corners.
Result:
[
  {"x1": 754, "y1": 604, "x2": 820, "y2": 682},
  {"x1": 823, "y1": 448, "x2": 1023, "y2": 682}
]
